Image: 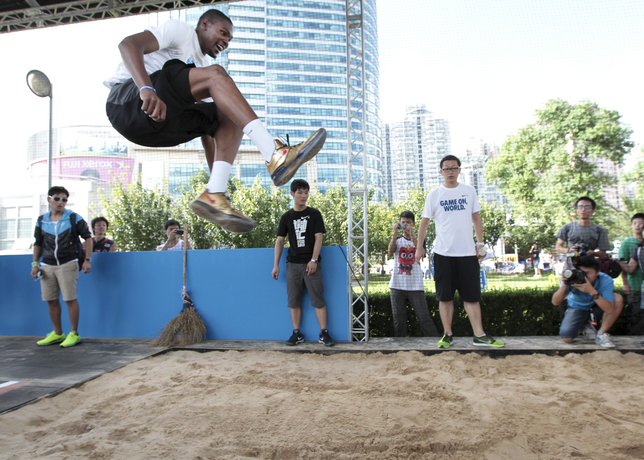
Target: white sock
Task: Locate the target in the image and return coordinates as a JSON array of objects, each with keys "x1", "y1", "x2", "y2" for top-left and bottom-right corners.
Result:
[
  {"x1": 243, "y1": 118, "x2": 276, "y2": 162},
  {"x1": 206, "y1": 161, "x2": 233, "y2": 193}
]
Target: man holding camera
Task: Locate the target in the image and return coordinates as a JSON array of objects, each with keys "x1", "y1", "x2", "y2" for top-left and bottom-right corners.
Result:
[
  {"x1": 552, "y1": 256, "x2": 619, "y2": 347},
  {"x1": 555, "y1": 197, "x2": 610, "y2": 258},
  {"x1": 554, "y1": 196, "x2": 623, "y2": 335},
  {"x1": 387, "y1": 211, "x2": 439, "y2": 338},
  {"x1": 156, "y1": 219, "x2": 192, "y2": 251}
]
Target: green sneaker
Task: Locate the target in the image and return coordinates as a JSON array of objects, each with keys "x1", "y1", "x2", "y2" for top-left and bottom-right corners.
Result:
[
  {"x1": 60, "y1": 331, "x2": 81, "y2": 348},
  {"x1": 472, "y1": 335, "x2": 505, "y2": 347},
  {"x1": 37, "y1": 331, "x2": 66, "y2": 346},
  {"x1": 437, "y1": 334, "x2": 453, "y2": 348}
]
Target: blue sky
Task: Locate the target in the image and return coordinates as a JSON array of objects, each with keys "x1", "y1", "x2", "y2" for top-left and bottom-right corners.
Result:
[{"x1": 0, "y1": 0, "x2": 642, "y2": 195}]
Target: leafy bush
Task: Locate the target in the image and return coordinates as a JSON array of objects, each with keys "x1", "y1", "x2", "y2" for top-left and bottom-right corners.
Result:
[{"x1": 364, "y1": 287, "x2": 628, "y2": 337}]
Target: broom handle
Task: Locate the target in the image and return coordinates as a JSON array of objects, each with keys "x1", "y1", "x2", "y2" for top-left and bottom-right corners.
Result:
[{"x1": 183, "y1": 223, "x2": 188, "y2": 288}]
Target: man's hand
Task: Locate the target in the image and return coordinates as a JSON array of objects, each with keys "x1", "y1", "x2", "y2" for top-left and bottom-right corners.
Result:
[
  {"x1": 31, "y1": 266, "x2": 40, "y2": 279},
  {"x1": 415, "y1": 246, "x2": 426, "y2": 264},
  {"x1": 572, "y1": 275, "x2": 594, "y2": 294},
  {"x1": 392, "y1": 223, "x2": 400, "y2": 234},
  {"x1": 306, "y1": 260, "x2": 318, "y2": 275},
  {"x1": 167, "y1": 228, "x2": 178, "y2": 242},
  {"x1": 81, "y1": 260, "x2": 91, "y2": 274},
  {"x1": 622, "y1": 280, "x2": 631, "y2": 295},
  {"x1": 272, "y1": 266, "x2": 279, "y2": 280},
  {"x1": 140, "y1": 88, "x2": 167, "y2": 122}
]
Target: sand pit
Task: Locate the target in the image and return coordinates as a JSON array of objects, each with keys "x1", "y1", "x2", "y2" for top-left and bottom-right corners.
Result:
[{"x1": 1, "y1": 349, "x2": 644, "y2": 459}]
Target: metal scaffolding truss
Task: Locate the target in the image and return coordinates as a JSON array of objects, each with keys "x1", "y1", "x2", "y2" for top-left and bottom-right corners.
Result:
[
  {"x1": 3, "y1": 0, "x2": 372, "y2": 339},
  {"x1": 0, "y1": 0, "x2": 238, "y2": 34},
  {"x1": 346, "y1": 0, "x2": 369, "y2": 341}
]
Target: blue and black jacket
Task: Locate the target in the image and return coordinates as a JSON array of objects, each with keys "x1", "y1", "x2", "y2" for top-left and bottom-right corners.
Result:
[{"x1": 34, "y1": 209, "x2": 91, "y2": 266}]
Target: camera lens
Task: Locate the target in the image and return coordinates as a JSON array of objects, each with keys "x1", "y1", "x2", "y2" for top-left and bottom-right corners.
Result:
[{"x1": 563, "y1": 269, "x2": 572, "y2": 278}]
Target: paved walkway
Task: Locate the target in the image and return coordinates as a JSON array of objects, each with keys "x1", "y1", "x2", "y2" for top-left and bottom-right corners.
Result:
[{"x1": 1, "y1": 335, "x2": 642, "y2": 415}]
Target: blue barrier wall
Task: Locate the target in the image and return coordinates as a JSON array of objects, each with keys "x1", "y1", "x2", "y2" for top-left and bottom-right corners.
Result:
[{"x1": 0, "y1": 247, "x2": 349, "y2": 342}]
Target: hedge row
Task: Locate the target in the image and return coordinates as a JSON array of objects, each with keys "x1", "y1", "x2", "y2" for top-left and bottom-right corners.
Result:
[{"x1": 362, "y1": 287, "x2": 629, "y2": 337}]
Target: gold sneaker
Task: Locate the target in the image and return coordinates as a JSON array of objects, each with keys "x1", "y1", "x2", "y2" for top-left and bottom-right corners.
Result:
[
  {"x1": 189, "y1": 191, "x2": 256, "y2": 234},
  {"x1": 266, "y1": 128, "x2": 327, "y2": 186}
]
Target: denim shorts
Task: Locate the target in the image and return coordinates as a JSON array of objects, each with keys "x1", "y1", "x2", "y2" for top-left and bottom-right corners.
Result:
[{"x1": 559, "y1": 306, "x2": 604, "y2": 339}]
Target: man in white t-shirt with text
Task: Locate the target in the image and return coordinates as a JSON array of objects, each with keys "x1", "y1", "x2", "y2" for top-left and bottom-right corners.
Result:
[{"x1": 415, "y1": 155, "x2": 505, "y2": 348}]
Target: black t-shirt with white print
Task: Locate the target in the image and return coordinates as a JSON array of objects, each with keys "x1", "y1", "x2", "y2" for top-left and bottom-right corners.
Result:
[{"x1": 277, "y1": 206, "x2": 326, "y2": 264}]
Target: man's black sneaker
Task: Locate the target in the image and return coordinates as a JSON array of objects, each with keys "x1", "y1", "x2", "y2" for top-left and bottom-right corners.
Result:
[
  {"x1": 319, "y1": 329, "x2": 335, "y2": 347},
  {"x1": 286, "y1": 329, "x2": 304, "y2": 346}
]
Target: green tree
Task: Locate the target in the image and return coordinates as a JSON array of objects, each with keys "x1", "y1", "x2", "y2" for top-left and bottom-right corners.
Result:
[
  {"x1": 486, "y1": 99, "x2": 634, "y2": 244},
  {"x1": 479, "y1": 201, "x2": 510, "y2": 247},
  {"x1": 100, "y1": 180, "x2": 173, "y2": 251},
  {"x1": 308, "y1": 183, "x2": 348, "y2": 246}
]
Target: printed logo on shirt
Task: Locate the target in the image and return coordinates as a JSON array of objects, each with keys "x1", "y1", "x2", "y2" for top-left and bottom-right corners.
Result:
[
  {"x1": 186, "y1": 55, "x2": 195, "y2": 65},
  {"x1": 440, "y1": 198, "x2": 468, "y2": 212},
  {"x1": 294, "y1": 216, "x2": 310, "y2": 248},
  {"x1": 398, "y1": 245, "x2": 415, "y2": 275}
]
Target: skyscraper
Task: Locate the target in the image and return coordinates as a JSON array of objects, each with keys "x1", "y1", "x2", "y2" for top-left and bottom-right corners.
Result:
[
  {"x1": 385, "y1": 104, "x2": 451, "y2": 202},
  {"x1": 160, "y1": 0, "x2": 383, "y2": 197}
]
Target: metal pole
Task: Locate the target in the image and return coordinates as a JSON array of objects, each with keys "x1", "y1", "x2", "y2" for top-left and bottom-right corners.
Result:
[{"x1": 48, "y1": 85, "x2": 53, "y2": 190}]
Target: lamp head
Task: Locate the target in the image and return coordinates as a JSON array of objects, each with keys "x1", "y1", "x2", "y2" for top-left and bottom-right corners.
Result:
[{"x1": 26, "y1": 70, "x2": 52, "y2": 98}]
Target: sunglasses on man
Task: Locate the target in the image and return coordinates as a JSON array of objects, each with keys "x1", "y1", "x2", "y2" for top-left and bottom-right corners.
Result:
[{"x1": 49, "y1": 196, "x2": 68, "y2": 202}]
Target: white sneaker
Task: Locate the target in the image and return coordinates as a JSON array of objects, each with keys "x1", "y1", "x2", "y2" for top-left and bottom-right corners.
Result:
[
  {"x1": 580, "y1": 321, "x2": 597, "y2": 340},
  {"x1": 595, "y1": 331, "x2": 615, "y2": 348}
]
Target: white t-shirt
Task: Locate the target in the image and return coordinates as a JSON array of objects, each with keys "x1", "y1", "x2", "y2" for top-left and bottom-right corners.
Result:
[
  {"x1": 156, "y1": 239, "x2": 184, "y2": 252},
  {"x1": 421, "y1": 182, "x2": 481, "y2": 257},
  {"x1": 103, "y1": 19, "x2": 211, "y2": 89},
  {"x1": 388, "y1": 236, "x2": 424, "y2": 291}
]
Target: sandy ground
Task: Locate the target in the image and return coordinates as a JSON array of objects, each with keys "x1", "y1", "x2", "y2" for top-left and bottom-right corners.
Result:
[{"x1": 1, "y1": 350, "x2": 644, "y2": 460}]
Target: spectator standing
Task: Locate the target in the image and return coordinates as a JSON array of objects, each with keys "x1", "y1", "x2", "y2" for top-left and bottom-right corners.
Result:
[
  {"x1": 530, "y1": 243, "x2": 542, "y2": 278},
  {"x1": 91, "y1": 217, "x2": 118, "y2": 252},
  {"x1": 415, "y1": 155, "x2": 505, "y2": 348},
  {"x1": 618, "y1": 214, "x2": 644, "y2": 335},
  {"x1": 272, "y1": 179, "x2": 334, "y2": 347},
  {"x1": 554, "y1": 196, "x2": 623, "y2": 327},
  {"x1": 387, "y1": 211, "x2": 439, "y2": 338},
  {"x1": 31, "y1": 186, "x2": 93, "y2": 348},
  {"x1": 157, "y1": 219, "x2": 192, "y2": 251}
]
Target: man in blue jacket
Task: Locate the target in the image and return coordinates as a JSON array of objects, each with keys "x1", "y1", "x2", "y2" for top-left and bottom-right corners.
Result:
[{"x1": 31, "y1": 186, "x2": 93, "y2": 348}]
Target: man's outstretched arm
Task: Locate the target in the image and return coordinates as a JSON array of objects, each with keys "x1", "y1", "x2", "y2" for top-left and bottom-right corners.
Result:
[{"x1": 118, "y1": 30, "x2": 166, "y2": 121}]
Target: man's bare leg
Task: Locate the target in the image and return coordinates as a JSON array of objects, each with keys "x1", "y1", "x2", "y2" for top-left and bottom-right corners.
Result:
[
  {"x1": 463, "y1": 301, "x2": 485, "y2": 337},
  {"x1": 439, "y1": 300, "x2": 455, "y2": 335},
  {"x1": 189, "y1": 65, "x2": 257, "y2": 128},
  {"x1": 291, "y1": 307, "x2": 302, "y2": 330},
  {"x1": 189, "y1": 65, "x2": 328, "y2": 186},
  {"x1": 598, "y1": 293, "x2": 624, "y2": 333},
  {"x1": 47, "y1": 300, "x2": 63, "y2": 335},
  {"x1": 314, "y1": 306, "x2": 328, "y2": 330}
]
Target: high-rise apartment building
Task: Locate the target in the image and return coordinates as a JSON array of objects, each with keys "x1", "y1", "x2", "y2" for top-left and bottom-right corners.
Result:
[
  {"x1": 458, "y1": 137, "x2": 507, "y2": 205},
  {"x1": 159, "y1": 0, "x2": 383, "y2": 198},
  {"x1": 384, "y1": 104, "x2": 451, "y2": 202}
]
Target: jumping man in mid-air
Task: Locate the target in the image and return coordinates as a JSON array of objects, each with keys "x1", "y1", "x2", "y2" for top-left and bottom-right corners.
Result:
[{"x1": 104, "y1": 9, "x2": 326, "y2": 234}]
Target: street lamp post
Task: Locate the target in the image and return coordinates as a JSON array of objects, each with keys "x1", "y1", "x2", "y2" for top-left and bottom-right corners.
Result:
[{"x1": 26, "y1": 70, "x2": 53, "y2": 190}]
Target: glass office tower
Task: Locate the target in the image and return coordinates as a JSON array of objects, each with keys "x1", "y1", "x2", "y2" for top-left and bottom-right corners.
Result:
[{"x1": 162, "y1": 0, "x2": 383, "y2": 198}]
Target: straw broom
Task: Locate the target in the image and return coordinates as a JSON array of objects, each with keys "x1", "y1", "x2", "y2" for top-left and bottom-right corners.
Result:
[{"x1": 151, "y1": 224, "x2": 207, "y2": 347}]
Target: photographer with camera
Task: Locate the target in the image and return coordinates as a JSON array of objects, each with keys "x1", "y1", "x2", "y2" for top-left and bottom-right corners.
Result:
[
  {"x1": 555, "y1": 197, "x2": 610, "y2": 258},
  {"x1": 554, "y1": 197, "x2": 622, "y2": 323},
  {"x1": 553, "y1": 256, "x2": 620, "y2": 347},
  {"x1": 156, "y1": 219, "x2": 192, "y2": 251},
  {"x1": 387, "y1": 211, "x2": 439, "y2": 338}
]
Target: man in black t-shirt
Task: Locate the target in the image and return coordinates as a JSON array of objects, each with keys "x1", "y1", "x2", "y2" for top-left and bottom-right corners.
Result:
[{"x1": 272, "y1": 179, "x2": 334, "y2": 346}]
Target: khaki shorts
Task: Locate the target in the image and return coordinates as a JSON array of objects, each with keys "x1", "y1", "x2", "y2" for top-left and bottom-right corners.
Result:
[{"x1": 40, "y1": 261, "x2": 79, "y2": 302}]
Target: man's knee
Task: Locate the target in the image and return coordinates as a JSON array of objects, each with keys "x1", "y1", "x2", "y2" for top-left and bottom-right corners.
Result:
[
  {"x1": 205, "y1": 64, "x2": 231, "y2": 81},
  {"x1": 561, "y1": 337, "x2": 574, "y2": 344},
  {"x1": 613, "y1": 292, "x2": 624, "y2": 312}
]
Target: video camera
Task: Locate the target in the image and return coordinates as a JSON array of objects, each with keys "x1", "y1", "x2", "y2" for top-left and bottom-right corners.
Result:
[{"x1": 563, "y1": 243, "x2": 589, "y2": 285}]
